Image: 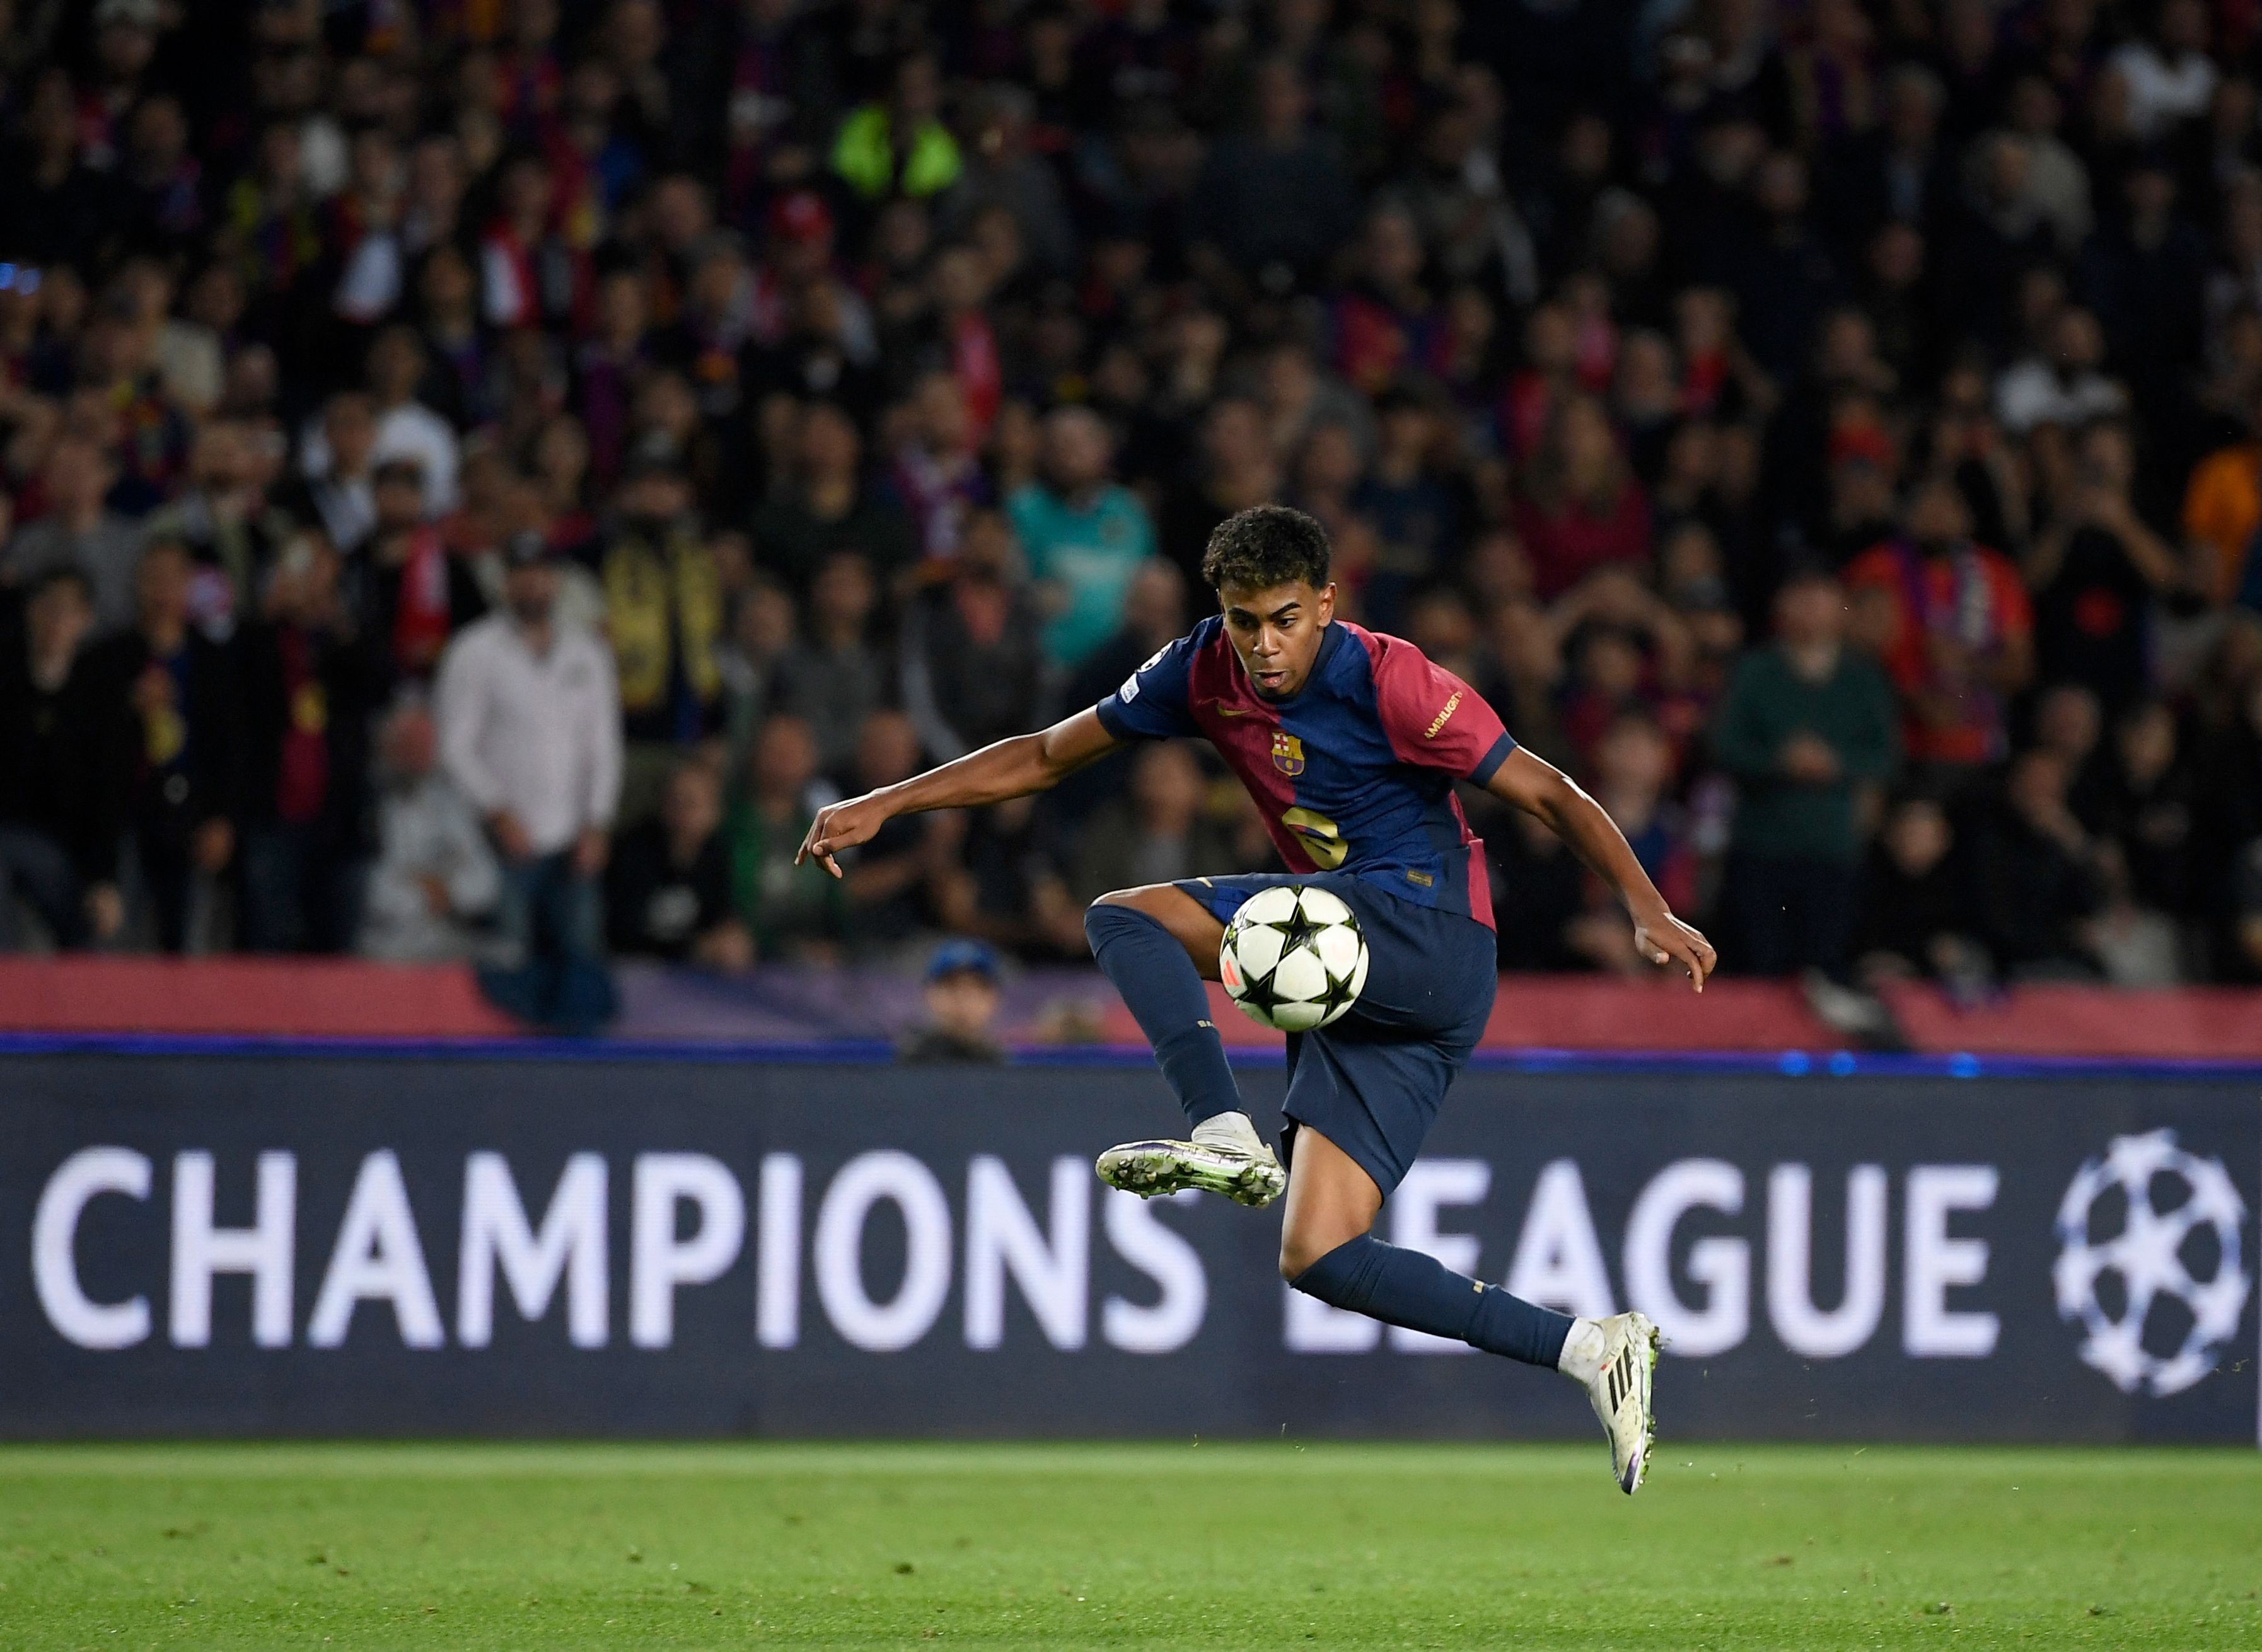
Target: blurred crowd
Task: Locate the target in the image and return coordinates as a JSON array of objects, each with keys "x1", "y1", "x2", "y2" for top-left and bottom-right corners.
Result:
[{"x1": 6, "y1": 0, "x2": 2262, "y2": 1010}]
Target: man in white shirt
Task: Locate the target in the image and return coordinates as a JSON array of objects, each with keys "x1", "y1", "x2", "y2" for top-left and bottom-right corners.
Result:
[
  {"x1": 360, "y1": 700, "x2": 499, "y2": 962},
  {"x1": 1995, "y1": 306, "x2": 2128, "y2": 434},
  {"x1": 2109, "y1": 0, "x2": 2218, "y2": 140},
  {"x1": 435, "y1": 532, "x2": 622, "y2": 1028},
  {"x1": 298, "y1": 326, "x2": 460, "y2": 516}
]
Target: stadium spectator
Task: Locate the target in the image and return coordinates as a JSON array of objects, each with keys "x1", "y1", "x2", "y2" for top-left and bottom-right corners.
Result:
[
  {"x1": 600, "y1": 455, "x2": 724, "y2": 817},
  {"x1": 89, "y1": 539, "x2": 242, "y2": 952},
  {"x1": 2025, "y1": 422, "x2": 2184, "y2": 710},
  {"x1": 364, "y1": 459, "x2": 485, "y2": 689},
  {"x1": 2110, "y1": 0, "x2": 2219, "y2": 140},
  {"x1": 1995, "y1": 308, "x2": 2127, "y2": 436},
  {"x1": 2233, "y1": 838, "x2": 2262, "y2": 978},
  {"x1": 1157, "y1": 396, "x2": 1280, "y2": 588},
  {"x1": 898, "y1": 937, "x2": 1007, "y2": 1064},
  {"x1": 1487, "y1": 802, "x2": 1591, "y2": 973},
  {"x1": 316, "y1": 325, "x2": 459, "y2": 517},
  {"x1": 281, "y1": 393, "x2": 381, "y2": 559},
  {"x1": 1714, "y1": 569, "x2": 1900, "y2": 976},
  {"x1": 946, "y1": 790, "x2": 1086, "y2": 960},
  {"x1": 1853, "y1": 792, "x2": 1985, "y2": 985},
  {"x1": 0, "y1": 568, "x2": 125, "y2": 950},
  {"x1": 900, "y1": 510, "x2": 1046, "y2": 762},
  {"x1": 147, "y1": 420, "x2": 299, "y2": 632},
  {"x1": 832, "y1": 50, "x2": 961, "y2": 204},
  {"x1": 717, "y1": 577, "x2": 796, "y2": 765},
  {"x1": 3, "y1": 436, "x2": 142, "y2": 633},
  {"x1": 1357, "y1": 394, "x2": 1465, "y2": 632},
  {"x1": 1187, "y1": 55, "x2": 1358, "y2": 294},
  {"x1": 606, "y1": 759, "x2": 750, "y2": 970},
  {"x1": 1845, "y1": 477, "x2": 2034, "y2": 780},
  {"x1": 1009, "y1": 405, "x2": 1157, "y2": 670},
  {"x1": 728, "y1": 711, "x2": 844, "y2": 959},
  {"x1": 236, "y1": 533, "x2": 376, "y2": 954},
  {"x1": 436, "y1": 532, "x2": 621, "y2": 1031},
  {"x1": 2097, "y1": 699, "x2": 2198, "y2": 921},
  {"x1": 1514, "y1": 396, "x2": 1652, "y2": 600},
  {"x1": 360, "y1": 700, "x2": 500, "y2": 965},
  {"x1": 1589, "y1": 712, "x2": 1696, "y2": 925},
  {"x1": 1070, "y1": 741, "x2": 1238, "y2": 904},
  {"x1": 1975, "y1": 747, "x2": 2112, "y2": 978},
  {"x1": 842, "y1": 709, "x2": 955, "y2": 949},
  {"x1": 750, "y1": 400, "x2": 915, "y2": 595},
  {"x1": 890, "y1": 370, "x2": 990, "y2": 563},
  {"x1": 939, "y1": 84, "x2": 1076, "y2": 280},
  {"x1": 2194, "y1": 673, "x2": 2262, "y2": 976},
  {"x1": 1064, "y1": 557, "x2": 1189, "y2": 724},
  {"x1": 775, "y1": 550, "x2": 884, "y2": 774},
  {"x1": 2180, "y1": 398, "x2": 2262, "y2": 603}
]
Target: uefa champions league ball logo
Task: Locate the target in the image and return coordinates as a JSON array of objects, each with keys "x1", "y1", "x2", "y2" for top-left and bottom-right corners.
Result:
[{"x1": 2053, "y1": 1130, "x2": 2251, "y2": 1398}]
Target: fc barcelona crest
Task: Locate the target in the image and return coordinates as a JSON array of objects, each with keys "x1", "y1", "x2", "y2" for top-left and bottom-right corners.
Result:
[{"x1": 1271, "y1": 731, "x2": 1305, "y2": 776}]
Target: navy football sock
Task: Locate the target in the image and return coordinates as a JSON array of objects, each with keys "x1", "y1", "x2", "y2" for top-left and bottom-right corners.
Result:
[
  {"x1": 1292, "y1": 1233, "x2": 1574, "y2": 1368},
  {"x1": 1084, "y1": 901, "x2": 1241, "y2": 1128}
]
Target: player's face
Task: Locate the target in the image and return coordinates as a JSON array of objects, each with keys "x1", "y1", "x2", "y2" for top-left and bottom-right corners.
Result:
[{"x1": 1217, "y1": 579, "x2": 1336, "y2": 698}]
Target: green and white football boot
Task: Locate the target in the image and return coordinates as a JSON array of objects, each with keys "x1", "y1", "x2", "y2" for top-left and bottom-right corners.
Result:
[{"x1": 1094, "y1": 1110, "x2": 1286, "y2": 1209}]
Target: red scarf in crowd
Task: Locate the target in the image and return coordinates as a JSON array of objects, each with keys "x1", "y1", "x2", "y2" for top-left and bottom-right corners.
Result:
[
  {"x1": 393, "y1": 526, "x2": 453, "y2": 676},
  {"x1": 275, "y1": 627, "x2": 329, "y2": 825}
]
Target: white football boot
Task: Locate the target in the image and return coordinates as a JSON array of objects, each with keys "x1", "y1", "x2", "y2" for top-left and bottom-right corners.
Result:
[
  {"x1": 1094, "y1": 1110, "x2": 1286, "y2": 1209},
  {"x1": 1559, "y1": 1311, "x2": 1661, "y2": 1494}
]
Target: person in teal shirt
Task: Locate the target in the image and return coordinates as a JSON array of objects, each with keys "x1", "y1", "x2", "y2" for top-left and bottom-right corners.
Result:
[{"x1": 1007, "y1": 407, "x2": 1157, "y2": 669}]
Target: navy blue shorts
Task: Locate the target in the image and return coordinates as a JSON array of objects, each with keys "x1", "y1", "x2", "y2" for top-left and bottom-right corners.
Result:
[{"x1": 1175, "y1": 870, "x2": 1499, "y2": 1197}]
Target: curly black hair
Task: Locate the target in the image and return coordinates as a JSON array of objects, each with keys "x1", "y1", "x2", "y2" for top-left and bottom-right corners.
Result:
[{"x1": 1198, "y1": 504, "x2": 1332, "y2": 594}]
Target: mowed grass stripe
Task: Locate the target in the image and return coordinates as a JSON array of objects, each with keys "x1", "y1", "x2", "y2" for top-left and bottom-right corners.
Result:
[{"x1": 2, "y1": 1443, "x2": 2257, "y2": 1649}]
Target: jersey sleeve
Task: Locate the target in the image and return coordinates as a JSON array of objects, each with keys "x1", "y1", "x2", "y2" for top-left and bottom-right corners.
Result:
[
  {"x1": 1369, "y1": 635, "x2": 1516, "y2": 783},
  {"x1": 1094, "y1": 632, "x2": 1200, "y2": 742}
]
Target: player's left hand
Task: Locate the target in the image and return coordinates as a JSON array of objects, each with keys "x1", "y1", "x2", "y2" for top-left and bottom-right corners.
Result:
[
  {"x1": 1634, "y1": 908, "x2": 1716, "y2": 992},
  {"x1": 797, "y1": 792, "x2": 889, "y2": 878}
]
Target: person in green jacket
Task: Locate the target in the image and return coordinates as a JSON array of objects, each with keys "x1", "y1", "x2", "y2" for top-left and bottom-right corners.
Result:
[
  {"x1": 726, "y1": 713, "x2": 847, "y2": 959},
  {"x1": 1712, "y1": 567, "x2": 1900, "y2": 977},
  {"x1": 832, "y1": 52, "x2": 962, "y2": 201}
]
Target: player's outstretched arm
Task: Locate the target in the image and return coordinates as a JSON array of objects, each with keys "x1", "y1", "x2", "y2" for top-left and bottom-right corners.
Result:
[
  {"x1": 1485, "y1": 746, "x2": 1717, "y2": 991},
  {"x1": 796, "y1": 708, "x2": 1122, "y2": 878}
]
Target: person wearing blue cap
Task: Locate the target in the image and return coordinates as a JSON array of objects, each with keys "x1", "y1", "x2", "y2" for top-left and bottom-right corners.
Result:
[{"x1": 898, "y1": 937, "x2": 1006, "y2": 1064}]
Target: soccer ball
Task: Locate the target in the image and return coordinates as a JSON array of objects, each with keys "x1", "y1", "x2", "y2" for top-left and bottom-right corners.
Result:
[{"x1": 1219, "y1": 885, "x2": 1369, "y2": 1033}]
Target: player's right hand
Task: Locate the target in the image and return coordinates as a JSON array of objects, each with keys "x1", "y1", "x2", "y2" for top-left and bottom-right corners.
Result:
[
  {"x1": 797, "y1": 793, "x2": 888, "y2": 878},
  {"x1": 1635, "y1": 908, "x2": 1716, "y2": 993}
]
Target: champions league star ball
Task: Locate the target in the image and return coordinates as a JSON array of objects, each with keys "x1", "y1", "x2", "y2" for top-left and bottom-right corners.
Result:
[{"x1": 1219, "y1": 885, "x2": 1369, "y2": 1034}]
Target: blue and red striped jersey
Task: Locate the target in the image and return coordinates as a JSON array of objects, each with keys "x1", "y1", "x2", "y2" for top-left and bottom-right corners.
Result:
[{"x1": 1094, "y1": 618, "x2": 1514, "y2": 928}]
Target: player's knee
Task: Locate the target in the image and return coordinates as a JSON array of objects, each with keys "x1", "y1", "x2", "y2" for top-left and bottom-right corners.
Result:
[
  {"x1": 1089, "y1": 885, "x2": 1166, "y2": 919},
  {"x1": 1279, "y1": 1226, "x2": 1347, "y2": 1285},
  {"x1": 1084, "y1": 887, "x2": 1171, "y2": 948},
  {"x1": 1278, "y1": 1242, "x2": 1314, "y2": 1286},
  {"x1": 1084, "y1": 892, "x2": 1141, "y2": 947}
]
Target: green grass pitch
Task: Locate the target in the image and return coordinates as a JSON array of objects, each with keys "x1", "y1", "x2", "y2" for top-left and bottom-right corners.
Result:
[{"x1": 3, "y1": 1442, "x2": 2258, "y2": 1648}]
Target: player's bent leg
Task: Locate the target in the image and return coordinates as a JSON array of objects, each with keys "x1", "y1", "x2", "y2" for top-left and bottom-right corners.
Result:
[
  {"x1": 1275, "y1": 1122, "x2": 1383, "y2": 1279},
  {"x1": 1283, "y1": 1128, "x2": 1563, "y2": 1365},
  {"x1": 1282, "y1": 1126, "x2": 1661, "y2": 1493},
  {"x1": 1088, "y1": 885, "x2": 1284, "y2": 1208},
  {"x1": 1088, "y1": 884, "x2": 1228, "y2": 980}
]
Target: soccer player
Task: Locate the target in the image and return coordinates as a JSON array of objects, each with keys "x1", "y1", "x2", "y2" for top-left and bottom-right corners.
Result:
[{"x1": 799, "y1": 505, "x2": 1715, "y2": 1492}]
